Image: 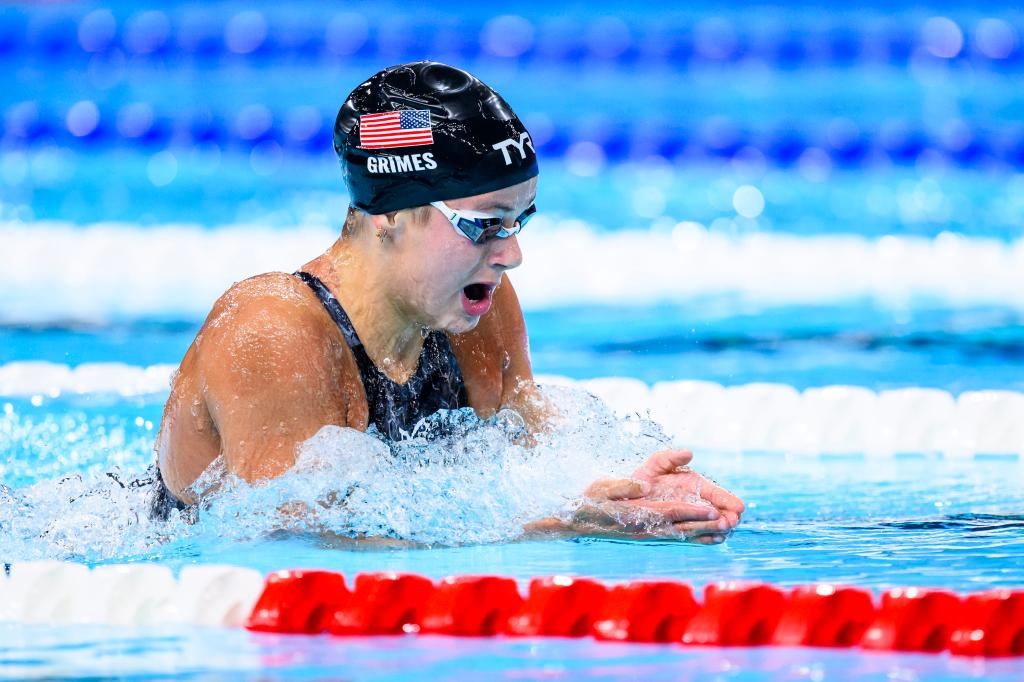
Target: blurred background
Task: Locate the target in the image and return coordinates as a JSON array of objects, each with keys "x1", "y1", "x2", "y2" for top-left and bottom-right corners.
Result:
[{"x1": 1, "y1": 1, "x2": 1022, "y2": 392}]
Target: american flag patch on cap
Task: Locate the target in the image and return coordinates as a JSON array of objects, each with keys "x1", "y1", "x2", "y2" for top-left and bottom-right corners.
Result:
[{"x1": 359, "y1": 110, "x2": 434, "y2": 149}]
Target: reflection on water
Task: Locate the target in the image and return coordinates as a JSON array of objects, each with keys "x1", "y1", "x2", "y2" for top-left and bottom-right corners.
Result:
[
  {"x1": 875, "y1": 513, "x2": 1024, "y2": 532},
  {"x1": 4, "y1": 622, "x2": 1023, "y2": 681}
]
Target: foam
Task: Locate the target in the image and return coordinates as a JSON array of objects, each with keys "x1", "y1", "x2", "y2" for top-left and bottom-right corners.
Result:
[
  {"x1": 1, "y1": 385, "x2": 671, "y2": 556},
  {"x1": 184, "y1": 388, "x2": 671, "y2": 546},
  {"x1": 2, "y1": 220, "x2": 1023, "y2": 323},
  {"x1": 1, "y1": 377, "x2": 1021, "y2": 560}
]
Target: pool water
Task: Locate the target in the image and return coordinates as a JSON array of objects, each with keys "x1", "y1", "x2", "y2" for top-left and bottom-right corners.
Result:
[
  {"x1": 2, "y1": 389, "x2": 1023, "y2": 679},
  {"x1": 3, "y1": 624, "x2": 1022, "y2": 681},
  {"x1": 4, "y1": 0, "x2": 1024, "y2": 679},
  {"x1": 3, "y1": 389, "x2": 1023, "y2": 678},
  {"x1": 4, "y1": 389, "x2": 1022, "y2": 588}
]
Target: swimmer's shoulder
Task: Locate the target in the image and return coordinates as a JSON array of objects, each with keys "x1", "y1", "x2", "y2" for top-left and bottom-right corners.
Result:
[
  {"x1": 197, "y1": 271, "x2": 342, "y2": 347},
  {"x1": 206, "y1": 271, "x2": 329, "y2": 327},
  {"x1": 189, "y1": 271, "x2": 365, "y2": 418},
  {"x1": 158, "y1": 272, "x2": 367, "y2": 494}
]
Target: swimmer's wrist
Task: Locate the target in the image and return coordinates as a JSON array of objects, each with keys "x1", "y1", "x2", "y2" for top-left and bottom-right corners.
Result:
[
  {"x1": 521, "y1": 517, "x2": 576, "y2": 538},
  {"x1": 521, "y1": 506, "x2": 650, "y2": 540}
]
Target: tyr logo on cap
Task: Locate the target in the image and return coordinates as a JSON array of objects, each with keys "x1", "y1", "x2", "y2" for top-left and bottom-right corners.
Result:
[{"x1": 492, "y1": 133, "x2": 534, "y2": 166}]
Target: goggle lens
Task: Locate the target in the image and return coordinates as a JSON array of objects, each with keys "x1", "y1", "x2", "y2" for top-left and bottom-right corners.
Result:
[{"x1": 434, "y1": 201, "x2": 537, "y2": 244}]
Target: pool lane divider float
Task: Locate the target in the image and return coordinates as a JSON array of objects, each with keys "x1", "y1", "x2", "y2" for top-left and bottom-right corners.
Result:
[
  {"x1": 2, "y1": 364, "x2": 1023, "y2": 457},
  {"x1": 246, "y1": 572, "x2": 1024, "y2": 657},
  {"x1": 8, "y1": 8, "x2": 1023, "y2": 70},
  {"x1": 5, "y1": 226, "x2": 1024, "y2": 323},
  {"x1": 11, "y1": 96, "x2": 1024, "y2": 169},
  {"x1": 0, "y1": 562, "x2": 264, "y2": 628},
  {"x1": 2, "y1": 563, "x2": 1022, "y2": 658}
]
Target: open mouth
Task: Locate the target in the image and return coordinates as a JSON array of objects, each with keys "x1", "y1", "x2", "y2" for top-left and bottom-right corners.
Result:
[
  {"x1": 460, "y1": 282, "x2": 496, "y2": 317},
  {"x1": 462, "y1": 283, "x2": 493, "y2": 302}
]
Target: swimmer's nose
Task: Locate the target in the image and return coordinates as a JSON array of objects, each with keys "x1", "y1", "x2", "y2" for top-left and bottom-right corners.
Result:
[{"x1": 489, "y1": 234, "x2": 523, "y2": 271}]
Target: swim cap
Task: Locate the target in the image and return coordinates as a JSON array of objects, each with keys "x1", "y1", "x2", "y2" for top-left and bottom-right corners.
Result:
[{"x1": 334, "y1": 61, "x2": 539, "y2": 215}]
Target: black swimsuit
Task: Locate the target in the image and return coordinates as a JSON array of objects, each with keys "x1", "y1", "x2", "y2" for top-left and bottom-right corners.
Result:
[
  {"x1": 149, "y1": 270, "x2": 469, "y2": 518},
  {"x1": 294, "y1": 271, "x2": 469, "y2": 440}
]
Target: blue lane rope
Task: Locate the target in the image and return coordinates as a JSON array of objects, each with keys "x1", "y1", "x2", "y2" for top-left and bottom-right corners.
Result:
[
  {"x1": 1, "y1": 9, "x2": 1023, "y2": 68},
  {"x1": 4, "y1": 103, "x2": 1023, "y2": 168}
]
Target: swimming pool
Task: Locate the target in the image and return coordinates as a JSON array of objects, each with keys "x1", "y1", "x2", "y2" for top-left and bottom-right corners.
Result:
[
  {"x1": 3, "y1": 388, "x2": 1023, "y2": 679},
  {"x1": 3, "y1": 0, "x2": 1024, "y2": 679}
]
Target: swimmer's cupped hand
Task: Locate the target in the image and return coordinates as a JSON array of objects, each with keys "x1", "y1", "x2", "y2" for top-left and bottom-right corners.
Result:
[{"x1": 581, "y1": 449, "x2": 745, "y2": 544}]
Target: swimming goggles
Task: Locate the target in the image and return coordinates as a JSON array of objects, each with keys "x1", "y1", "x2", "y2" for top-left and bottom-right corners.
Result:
[{"x1": 429, "y1": 200, "x2": 536, "y2": 244}]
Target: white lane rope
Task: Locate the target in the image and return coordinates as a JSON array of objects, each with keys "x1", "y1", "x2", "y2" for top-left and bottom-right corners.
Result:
[
  {"x1": 0, "y1": 562, "x2": 263, "y2": 627},
  {"x1": 565, "y1": 376, "x2": 1024, "y2": 458},
  {"x1": 0, "y1": 362, "x2": 1020, "y2": 457},
  {"x1": 0, "y1": 362, "x2": 177, "y2": 398},
  {"x1": 2, "y1": 220, "x2": 1023, "y2": 323}
]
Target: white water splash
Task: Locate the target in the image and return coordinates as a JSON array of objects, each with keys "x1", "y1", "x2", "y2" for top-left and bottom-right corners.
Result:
[
  {"x1": 0, "y1": 385, "x2": 672, "y2": 560},
  {"x1": 2, "y1": 469, "x2": 192, "y2": 562}
]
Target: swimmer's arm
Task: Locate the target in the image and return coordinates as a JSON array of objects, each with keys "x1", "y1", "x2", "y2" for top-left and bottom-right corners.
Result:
[
  {"x1": 491, "y1": 277, "x2": 560, "y2": 435},
  {"x1": 452, "y1": 274, "x2": 557, "y2": 436},
  {"x1": 197, "y1": 290, "x2": 349, "y2": 483}
]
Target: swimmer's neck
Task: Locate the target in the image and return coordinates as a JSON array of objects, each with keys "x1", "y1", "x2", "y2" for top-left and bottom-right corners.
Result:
[{"x1": 302, "y1": 238, "x2": 426, "y2": 383}]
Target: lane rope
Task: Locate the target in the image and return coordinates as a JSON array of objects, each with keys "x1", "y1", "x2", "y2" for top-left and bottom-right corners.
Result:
[
  {"x1": 4, "y1": 8, "x2": 1022, "y2": 69},
  {"x1": 1, "y1": 562, "x2": 1021, "y2": 657},
  {"x1": 0, "y1": 561, "x2": 263, "y2": 627},
  {"x1": 2, "y1": 363, "x2": 1021, "y2": 457},
  {"x1": 3, "y1": 224, "x2": 1023, "y2": 321},
  {"x1": 7, "y1": 101, "x2": 1024, "y2": 169}
]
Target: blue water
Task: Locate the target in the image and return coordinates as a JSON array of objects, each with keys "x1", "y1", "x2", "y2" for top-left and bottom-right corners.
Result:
[
  {"x1": 5, "y1": 624, "x2": 1022, "y2": 681},
  {"x1": 4, "y1": 0, "x2": 1024, "y2": 679},
  {"x1": 7, "y1": 153, "x2": 1024, "y2": 240},
  {"x1": 3, "y1": 391, "x2": 1023, "y2": 677},
  {"x1": 2, "y1": 302, "x2": 1022, "y2": 391},
  {"x1": 4, "y1": 625, "x2": 1023, "y2": 681}
]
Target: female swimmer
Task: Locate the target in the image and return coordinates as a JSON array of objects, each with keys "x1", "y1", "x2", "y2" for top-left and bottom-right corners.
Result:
[{"x1": 153, "y1": 61, "x2": 744, "y2": 543}]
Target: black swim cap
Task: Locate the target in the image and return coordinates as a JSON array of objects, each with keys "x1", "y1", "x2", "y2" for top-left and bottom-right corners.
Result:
[{"x1": 334, "y1": 61, "x2": 539, "y2": 215}]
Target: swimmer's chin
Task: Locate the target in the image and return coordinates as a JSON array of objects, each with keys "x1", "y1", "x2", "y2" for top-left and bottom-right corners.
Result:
[
  {"x1": 446, "y1": 315, "x2": 481, "y2": 333},
  {"x1": 421, "y1": 304, "x2": 484, "y2": 335},
  {"x1": 441, "y1": 315, "x2": 482, "y2": 335}
]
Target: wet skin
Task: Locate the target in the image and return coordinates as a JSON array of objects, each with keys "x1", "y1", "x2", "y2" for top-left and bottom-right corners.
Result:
[{"x1": 156, "y1": 178, "x2": 744, "y2": 541}]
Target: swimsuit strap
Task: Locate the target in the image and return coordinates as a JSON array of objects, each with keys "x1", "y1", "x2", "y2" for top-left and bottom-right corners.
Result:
[
  {"x1": 295, "y1": 271, "x2": 469, "y2": 440},
  {"x1": 294, "y1": 270, "x2": 373, "y2": 366}
]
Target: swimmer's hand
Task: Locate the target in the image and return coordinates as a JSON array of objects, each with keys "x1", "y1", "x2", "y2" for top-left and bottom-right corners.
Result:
[
  {"x1": 630, "y1": 449, "x2": 744, "y2": 543},
  {"x1": 532, "y1": 449, "x2": 744, "y2": 544}
]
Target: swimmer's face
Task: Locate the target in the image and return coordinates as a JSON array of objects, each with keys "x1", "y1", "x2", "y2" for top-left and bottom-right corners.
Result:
[{"x1": 386, "y1": 176, "x2": 536, "y2": 333}]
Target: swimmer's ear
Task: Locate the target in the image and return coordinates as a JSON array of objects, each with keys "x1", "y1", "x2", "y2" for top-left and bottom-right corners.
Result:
[
  {"x1": 367, "y1": 211, "x2": 400, "y2": 242},
  {"x1": 368, "y1": 207, "x2": 430, "y2": 242},
  {"x1": 394, "y1": 205, "x2": 434, "y2": 230},
  {"x1": 369, "y1": 211, "x2": 400, "y2": 227}
]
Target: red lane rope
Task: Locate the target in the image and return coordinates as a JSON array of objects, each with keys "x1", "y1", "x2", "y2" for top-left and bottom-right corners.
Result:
[{"x1": 245, "y1": 571, "x2": 1024, "y2": 658}]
